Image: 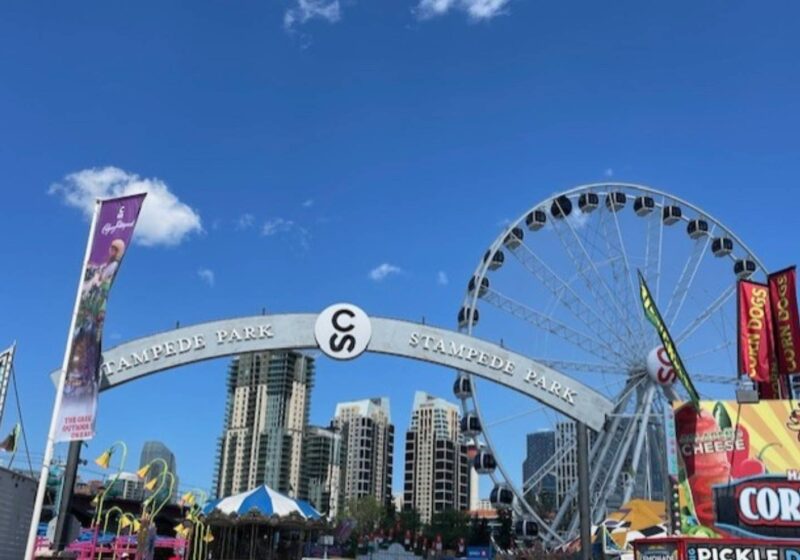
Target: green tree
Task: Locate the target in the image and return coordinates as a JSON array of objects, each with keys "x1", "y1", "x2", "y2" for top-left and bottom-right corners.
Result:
[
  {"x1": 495, "y1": 508, "x2": 513, "y2": 550},
  {"x1": 398, "y1": 509, "x2": 422, "y2": 535},
  {"x1": 469, "y1": 517, "x2": 491, "y2": 546},
  {"x1": 427, "y1": 509, "x2": 470, "y2": 550},
  {"x1": 344, "y1": 496, "x2": 387, "y2": 535}
]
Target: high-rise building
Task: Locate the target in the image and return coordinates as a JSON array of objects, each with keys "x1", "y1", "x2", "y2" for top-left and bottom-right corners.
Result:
[
  {"x1": 106, "y1": 472, "x2": 144, "y2": 501},
  {"x1": 402, "y1": 392, "x2": 470, "y2": 523},
  {"x1": 333, "y1": 397, "x2": 394, "y2": 510},
  {"x1": 140, "y1": 441, "x2": 178, "y2": 503},
  {"x1": 522, "y1": 430, "x2": 556, "y2": 501},
  {"x1": 215, "y1": 351, "x2": 314, "y2": 498},
  {"x1": 299, "y1": 425, "x2": 342, "y2": 518},
  {"x1": 554, "y1": 420, "x2": 664, "y2": 517}
]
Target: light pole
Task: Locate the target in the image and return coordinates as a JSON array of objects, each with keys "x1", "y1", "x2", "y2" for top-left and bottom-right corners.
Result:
[{"x1": 91, "y1": 441, "x2": 128, "y2": 559}]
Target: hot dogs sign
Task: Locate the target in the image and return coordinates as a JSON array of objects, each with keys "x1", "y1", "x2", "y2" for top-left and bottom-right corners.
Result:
[{"x1": 672, "y1": 400, "x2": 800, "y2": 540}]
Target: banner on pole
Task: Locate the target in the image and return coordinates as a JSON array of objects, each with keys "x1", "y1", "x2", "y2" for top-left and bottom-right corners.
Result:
[
  {"x1": 0, "y1": 345, "x2": 15, "y2": 428},
  {"x1": 54, "y1": 194, "x2": 145, "y2": 442},
  {"x1": 768, "y1": 267, "x2": 800, "y2": 375},
  {"x1": 638, "y1": 271, "x2": 699, "y2": 407},
  {"x1": 737, "y1": 280, "x2": 780, "y2": 399}
]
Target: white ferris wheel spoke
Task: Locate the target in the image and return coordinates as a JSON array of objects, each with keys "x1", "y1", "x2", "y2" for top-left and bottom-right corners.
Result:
[
  {"x1": 544, "y1": 375, "x2": 645, "y2": 544},
  {"x1": 674, "y1": 284, "x2": 735, "y2": 345},
  {"x1": 663, "y1": 228, "x2": 715, "y2": 332},
  {"x1": 482, "y1": 288, "x2": 630, "y2": 366},
  {"x1": 534, "y1": 359, "x2": 628, "y2": 375},
  {"x1": 684, "y1": 340, "x2": 734, "y2": 361},
  {"x1": 485, "y1": 403, "x2": 549, "y2": 428},
  {"x1": 548, "y1": 208, "x2": 639, "y2": 351},
  {"x1": 602, "y1": 201, "x2": 644, "y2": 338},
  {"x1": 642, "y1": 197, "x2": 665, "y2": 305},
  {"x1": 620, "y1": 384, "x2": 657, "y2": 504},
  {"x1": 508, "y1": 240, "x2": 640, "y2": 358},
  {"x1": 522, "y1": 434, "x2": 575, "y2": 494},
  {"x1": 693, "y1": 374, "x2": 736, "y2": 385}
]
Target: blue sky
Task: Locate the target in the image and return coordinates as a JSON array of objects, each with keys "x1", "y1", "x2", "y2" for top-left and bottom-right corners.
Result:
[{"x1": 1, "y1": 1, "x2": 799, "y2": 497}]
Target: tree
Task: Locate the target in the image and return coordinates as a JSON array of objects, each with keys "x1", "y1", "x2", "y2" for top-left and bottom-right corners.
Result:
[
  {"x1": 469, "y1": 517, "x2": 491, "y2": 546},
  {"x1": 397, "y1": 509, "x2": 422, "y2": 535},
  {"x1": 427, "y1": 509, "x2": 470, "y2": 550},
  {"x1": 344, "y1": 496, "x2": 386, "y2": 535},
  {"x1": 494, "y1": 508, "x2": 513, "y2": 550}
]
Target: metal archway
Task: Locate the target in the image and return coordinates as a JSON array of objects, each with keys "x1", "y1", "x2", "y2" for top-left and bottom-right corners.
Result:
[
  {"x1": 50, "y1": 304, "x2": 612, "y2": 545},
  {"x1": 94, "y1": 307, "x2": 614, "y2": 431}
]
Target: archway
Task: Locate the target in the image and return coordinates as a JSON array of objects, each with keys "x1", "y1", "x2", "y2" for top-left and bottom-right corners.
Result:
[{"x1": 94, "y1": 304, "x2": 613, "y2": 430}]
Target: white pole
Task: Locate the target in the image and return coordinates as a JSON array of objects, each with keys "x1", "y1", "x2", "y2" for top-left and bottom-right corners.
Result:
[{"x1": 24, "y1": 200, "x2": 101, "y2": 559}]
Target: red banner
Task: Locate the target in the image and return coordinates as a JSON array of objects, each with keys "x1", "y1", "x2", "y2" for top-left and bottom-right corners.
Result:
[
  {"x1": 738, "y1": 280, "x2": 775, "y2": 384},
  {"x1": 768, "y1": 267, "x2": 800, "y2": 375}
]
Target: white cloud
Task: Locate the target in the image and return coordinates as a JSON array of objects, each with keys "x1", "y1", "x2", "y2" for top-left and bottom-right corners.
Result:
[
  {"x1": 369, "y1": 263, "x2": 402, "y2": 281},
  {"x1": 49, "y1": 166, "x2": 202, "y2": 247},
  {"x1": 437, "y1": 271, "x2": 449, "y2": 285},
  {"x1": 416, "y1": 0, "x2": 510, "y2": 20},
  {"x1": 302, "y1": 198, "x2": 314, "y2": 208},
  {"x1": 284, "y1": 0, "x2": 341, "y2": 30},
  {"x1": 262, "y1": 217, "x2": 296, "y2": 236},
  {"x1": 567, "y1": 209, "x2": 590, "y2": 229},
  {"x1": 262, "y1": 217, "x2": 311, "y2": 249},
  {"x1": 237, "y1": 213, "x2": 255, "y2": 230},
  {"x1": 197, "y1": 268, "x2": 215, "y2": 286}
]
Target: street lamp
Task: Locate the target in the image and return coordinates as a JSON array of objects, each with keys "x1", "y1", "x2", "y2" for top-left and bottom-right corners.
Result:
[
  {"x1": 93, "y1": 441, "x2": 128, "y2": 527},
  {"x1": 178, "y1": 488, "x2": 210, "y2": 560},
  {"x1": 115, "y1": 513, "x2": 139, "y2": 560},
  {"x1": 97, "y1": 506, "x2": 125, "y2": 560}
]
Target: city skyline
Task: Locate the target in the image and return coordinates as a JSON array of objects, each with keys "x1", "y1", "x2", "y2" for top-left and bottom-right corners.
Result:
[{"x1": 1, "y1": 1, "x2": 798, "y2": 510}]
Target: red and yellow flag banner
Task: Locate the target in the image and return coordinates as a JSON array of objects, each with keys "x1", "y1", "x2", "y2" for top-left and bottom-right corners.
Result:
[
  {"x1": 768, "y1": 266, "x2": 800, "y2": 375},
  {"x1": 737, "y1": 280, "x2": 776, "y2": 384}
]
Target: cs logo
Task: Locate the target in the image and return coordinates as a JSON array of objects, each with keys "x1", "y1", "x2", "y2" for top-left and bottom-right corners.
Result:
[{"x1": 315, "y1": 303, "x2": 372, "y2": 360}]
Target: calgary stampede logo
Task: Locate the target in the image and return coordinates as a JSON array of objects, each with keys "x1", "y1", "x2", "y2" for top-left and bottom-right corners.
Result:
[{"x1": 101, "y1": 204, "x2": 136, "y2": 236}]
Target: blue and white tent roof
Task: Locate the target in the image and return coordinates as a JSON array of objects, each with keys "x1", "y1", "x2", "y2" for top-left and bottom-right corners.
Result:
[{"x1": 204, "y1": 485, "x2": 321, "y2": 520}]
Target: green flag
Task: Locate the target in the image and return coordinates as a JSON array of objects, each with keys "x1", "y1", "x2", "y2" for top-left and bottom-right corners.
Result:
[{"x1": 638, "y1": 270, "x2": 700, "y2": 407}]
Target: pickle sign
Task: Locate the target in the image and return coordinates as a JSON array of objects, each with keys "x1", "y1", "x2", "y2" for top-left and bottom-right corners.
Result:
[{"x1": 315, "y1": 303, "x2": 372, "y2": 360}]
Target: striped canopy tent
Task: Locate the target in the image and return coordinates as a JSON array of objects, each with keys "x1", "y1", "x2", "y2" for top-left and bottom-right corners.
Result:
[
  {"x1": 204, "y1": 485, "x2": 321, "y2": 520},
  {"x1": 558, "y1": 500, "x2": 668, "y2": 555}
]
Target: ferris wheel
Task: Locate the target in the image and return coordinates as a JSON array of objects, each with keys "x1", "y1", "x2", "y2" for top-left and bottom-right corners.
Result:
[{"x1": 452, "y1": 183, "x2": 767, "y2": 547}]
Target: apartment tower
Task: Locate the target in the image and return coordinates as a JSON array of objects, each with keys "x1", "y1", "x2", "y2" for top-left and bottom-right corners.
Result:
[
  {"x1": 215, "y1": 351, "x2": 314, "y2": 498},
  {"x1": 403, "y1": 391, "x2": 470, "y2": 523},
  {"x1": 333, "y1": 398, "x2": 394, "y2": 510}
]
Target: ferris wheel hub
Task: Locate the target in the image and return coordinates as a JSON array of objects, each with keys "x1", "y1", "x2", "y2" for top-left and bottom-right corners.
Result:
[{"x1": 646, "y1": 346, "x2": 677, "y2": 386}]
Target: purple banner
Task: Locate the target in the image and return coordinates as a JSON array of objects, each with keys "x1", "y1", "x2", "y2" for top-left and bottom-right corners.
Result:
[{"x1": 55, "y1": 194, "x2": 145, "y2": 442}]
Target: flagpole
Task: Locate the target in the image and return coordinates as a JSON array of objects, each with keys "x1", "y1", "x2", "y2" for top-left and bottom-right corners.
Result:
[{"x1": 25, "y1": 200, "x2": 101, "y2": 560}]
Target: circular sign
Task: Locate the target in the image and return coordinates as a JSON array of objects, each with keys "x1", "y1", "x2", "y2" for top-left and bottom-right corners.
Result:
[
  {"x1": 314, "y1": 303, "x2": 372, "y2": 360},
  {"x1": 646, "y1": 346, "x2": 677, "y2": 386}
]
